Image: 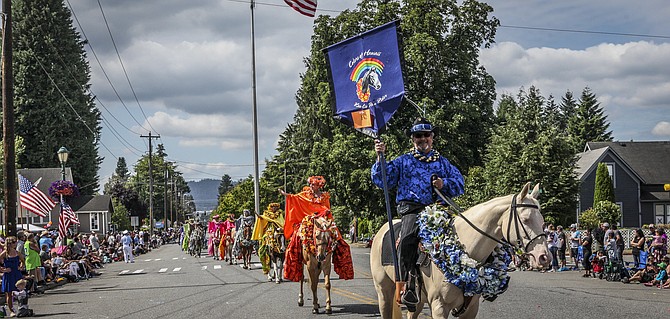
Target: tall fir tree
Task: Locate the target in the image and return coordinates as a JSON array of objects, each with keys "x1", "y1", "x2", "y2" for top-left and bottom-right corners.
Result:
[
  {"x1": 9, "y1": 0, "x2": 102, "y2": 194},
  {"x1": 567, "y1": 87, "x2": 613, "y2": 152},
  {"x1": 263, "y1": 0, "x2": 499, "y2": 221},
  {"x1": 482, "y1": 87, "x2": 579, "y2": 225},
  {"x1": 593, "y1": 163, "x2": 615, "y2": 205}
]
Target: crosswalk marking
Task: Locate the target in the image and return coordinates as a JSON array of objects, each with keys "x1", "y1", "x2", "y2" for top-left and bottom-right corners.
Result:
[
  {"x1": 145, "y1": 259, "x2": 152, "y2": 262},
  {"x1": 159, "y1": 268, "x2": 168, "y2": 273},
  {"x1": 182, "y1": 257, "x2": 186, "y2": 260},
  {"x1": 155, "y1": 258, "x2": 162, "y2": 261},
  {"x1": 132, "y1": 269, "x2": 144, "y2": 274},
  {"x1": 214, "y1": 265, "x2": 221, "y2": 270},
  {"x1": 172, "y1": 257, "x2": 179, "y2": 260},
  {"x1": 202, "y1": 266, "x2": 208, "y2": 270},
  {"x1": 119, "y1": 270, "x2": 129, "y2": 275},
  {"x1": 173, "y1": 268, "x2": 181, "y2": 272}
]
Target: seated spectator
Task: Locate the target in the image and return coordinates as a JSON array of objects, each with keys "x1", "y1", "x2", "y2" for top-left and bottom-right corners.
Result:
[
  {"x1": 645, "y1": 257, "x2": 669, "y2": 288},
  {"x1": 12, "y1": 279, "x2": 34, "y2": 317},
  {"x1": 591, "y1": 250, "x2": 605, "y2": 277},
  {"x1": 626, "y1": 261, "x2": 656, "y2": 283}
]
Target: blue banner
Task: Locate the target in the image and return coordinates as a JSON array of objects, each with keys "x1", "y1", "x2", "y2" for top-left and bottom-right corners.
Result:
[{"x1": 324, "y1": 20, "x2": 404, "y2": 138}]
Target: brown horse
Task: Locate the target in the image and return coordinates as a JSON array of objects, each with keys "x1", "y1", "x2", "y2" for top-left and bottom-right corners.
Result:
[
  {"x1": 370, "y1": 183, "x2": 551, "y2": 318},
  {"x1": 219, "y1": 229, "x2": 235, "y2": 265},
  {"x1": 239, "y1": 225, "x2": 254, "y2": 269},
  {"x1": 298, "y1": 216, "x2": 336, "y2": 314}
]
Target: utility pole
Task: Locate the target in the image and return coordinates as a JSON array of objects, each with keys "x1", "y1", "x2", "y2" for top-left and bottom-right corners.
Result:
[
  {"x1": 163, "y1": 162, "x2": 168, "y2": 228},
  {"x1": 140, "y1": 132, "x2": 160, "y2": 233},
  {"x1": 249, "y1": 0, "x2": 261, "y2": 215},
  {"x1": 2, "y1": 0, "x2": 17, "y2": 237}
]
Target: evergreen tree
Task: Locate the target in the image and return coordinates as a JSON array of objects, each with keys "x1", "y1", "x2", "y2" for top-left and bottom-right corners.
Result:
[
  {"x1": 567, "y1": 87, "x2": 613, "y2": 151},
  {"x1": 218, "y1": 174, "x2": 234, "y2": 199},
  {"x1": 264, "y1": 0, "x2": 499, "y2": 220},
  {"x1": 482, "y1": 87, "x2": 579, "y2": 225},
  {"x1": 593, "y1": 163, "x2": 615, "y2": 205},
  {"x1": 115, "y1": 157, "x2": 129, "y2": 182},
  {"x1": 10, "y1": 0, "x2": 102, "y2": 194}
]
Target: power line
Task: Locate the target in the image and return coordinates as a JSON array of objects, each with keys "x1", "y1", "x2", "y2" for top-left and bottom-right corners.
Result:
[
  {"x1": 96, "y1": 0, "x2": 161, "y2": 137},
  {"x1": 500, "y1": 24, "x2": 670, "y2": 40}
]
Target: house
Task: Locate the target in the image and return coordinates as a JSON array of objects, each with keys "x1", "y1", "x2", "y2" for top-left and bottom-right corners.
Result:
[
  {"x1": 576, "y1": 141, "x2": 670, "y2": 227},
  {"x1": 16, "y1": 168, "x2": 113, "y2": 234}
]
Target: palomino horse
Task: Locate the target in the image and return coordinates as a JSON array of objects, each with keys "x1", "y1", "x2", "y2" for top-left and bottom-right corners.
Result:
[
  {"x1": 220, "y1": 229, "x2": 235, "y2": 265},
  {"x1": 266, "y1": 227, "x2": 286, "y2": 283},
  {"x1": 238, "y1": 225, "x2": 254, "y2": 269},
  {"x1": 371, "y1": 183, "x2": 551, "y2": 319},
  {"x1": 298, "y1": 216, "x2": 336, "y2": 314}
]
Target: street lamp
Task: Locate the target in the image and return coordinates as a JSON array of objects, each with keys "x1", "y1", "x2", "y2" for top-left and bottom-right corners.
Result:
[
  {"x1": 57, "y1": 147, "x2": 69, "y2": 181},
  {"x1": 57, "y1": 147, "x2": 69, "y2": 242}
]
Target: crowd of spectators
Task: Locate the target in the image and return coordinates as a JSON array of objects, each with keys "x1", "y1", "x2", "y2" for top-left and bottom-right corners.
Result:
[{"x1": 0, "y1": 227, "x2": 177, "y2": 317}]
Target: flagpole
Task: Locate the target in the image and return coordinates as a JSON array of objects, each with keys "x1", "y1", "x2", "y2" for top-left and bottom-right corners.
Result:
[{"x1": 250, "y1": 0, "x2": 261, "y2": 215}]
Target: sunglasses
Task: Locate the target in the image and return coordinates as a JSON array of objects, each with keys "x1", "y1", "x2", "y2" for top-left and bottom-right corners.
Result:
[{"x1": 412, "y1": 132, "x2": 432, "y2": 138}]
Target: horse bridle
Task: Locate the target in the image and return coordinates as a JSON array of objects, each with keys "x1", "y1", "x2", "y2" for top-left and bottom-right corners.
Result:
[
  {"x1": 433, "y1": 186, "x2": 545, "y2": 254},
  {"x1": 313, "y1": 220, "x2": 335, "y2": 253}
]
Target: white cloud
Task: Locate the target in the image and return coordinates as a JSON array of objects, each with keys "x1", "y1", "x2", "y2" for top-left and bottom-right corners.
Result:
[{"x1": 652, "y1": 122, "x2": 670, "y2": 136}]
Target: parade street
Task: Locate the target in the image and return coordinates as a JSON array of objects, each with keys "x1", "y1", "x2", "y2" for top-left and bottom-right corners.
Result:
[{"x1": 29, "y1": 243, "x2": 670, "y2": 319}]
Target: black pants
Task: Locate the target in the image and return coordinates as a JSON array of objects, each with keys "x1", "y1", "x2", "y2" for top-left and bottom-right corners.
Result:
[{"x1": 396, "y1": 201, "x2": 425, "y2": 282}]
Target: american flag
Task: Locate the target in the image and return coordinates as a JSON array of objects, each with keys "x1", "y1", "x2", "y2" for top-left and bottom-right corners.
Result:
[
  {"x1": 284, "y1": 0, "x2": 317, "y2": 17},
  {"x1": 59, "y1": 203, "x2": 80, "y2": 240},
  {"x1": 18, "y1": 174, "x2": 56, "y2": 218}
]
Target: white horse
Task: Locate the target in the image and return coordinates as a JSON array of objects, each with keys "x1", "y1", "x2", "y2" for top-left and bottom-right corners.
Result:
[{"x1": 371, "y1": 183, "x2": 551, "y2": 318}]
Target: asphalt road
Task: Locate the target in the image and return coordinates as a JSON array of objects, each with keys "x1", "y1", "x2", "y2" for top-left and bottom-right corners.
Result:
[{"x1": 28, "y1": 244, "x2": 670, "y2": 318}]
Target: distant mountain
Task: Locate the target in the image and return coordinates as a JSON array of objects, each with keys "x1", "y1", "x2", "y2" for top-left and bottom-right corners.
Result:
[{"x1": 187, "y1": 179, "x2": 220, "y2": 212}]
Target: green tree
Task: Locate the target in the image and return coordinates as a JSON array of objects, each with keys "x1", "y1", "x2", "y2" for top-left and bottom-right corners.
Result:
[
  {"x1": 567, "y1": 87, "x2": 613, "y2": 151},
  {"x1": 482, "y1": 87, "x2": 579, "y2": 225},
  {"x1": 10, "y1": 0, "x2": 102, "y2": 195},
  {"x1": 111, "y1": 198, "x2": 131, "y2": 232},
  {"x1": 594, "y1": 201, "x2": 621, "y2": 226},
  {"x1": 218, "y1": 174, "x2": 234, "y2": 199},
  {"x1": 263, "y1": 0, "x2": 500, "y2": 222},
  {"x1": 593, "y1": 163, "x2": 615, "y2": 205},
  {"x1": 0, "y1": 137, "x2": 26, "y2": 200}
]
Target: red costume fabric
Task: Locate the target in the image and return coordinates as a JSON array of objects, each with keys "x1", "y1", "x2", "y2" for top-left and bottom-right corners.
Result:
[
  {"x1": 283, "y1": 215, "x2": 354, "y2": 282},
  {"x1": 284, "y1": 186, "x2": 332, "y2": 239}
]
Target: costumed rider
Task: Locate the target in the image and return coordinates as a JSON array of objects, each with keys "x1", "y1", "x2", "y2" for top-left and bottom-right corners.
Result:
[
  {"x1": 233, "y1": 210, "x2": 256, "y2": 259},
  {"x1": 279, "y1": 176, "x2": 354, "y2": 282},
  {"x1": 252, "y1": 203, "x2": 285, "y2": 276},
  {"x1": 372, "y1": 117, "x2": 464, "y2": 308},
  {"x1": 219, "y1": 213, "x2": 236, "y2": 263}
]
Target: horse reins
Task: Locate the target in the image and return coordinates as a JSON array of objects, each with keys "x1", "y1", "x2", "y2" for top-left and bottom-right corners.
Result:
[{"x1": 432, "y1": 185, "x2": 544, "y2": 254}]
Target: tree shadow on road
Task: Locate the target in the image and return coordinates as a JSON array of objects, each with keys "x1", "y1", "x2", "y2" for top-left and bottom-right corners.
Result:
[{"x1": 333, "y1": 303, "x2": 380, "y2": 317}]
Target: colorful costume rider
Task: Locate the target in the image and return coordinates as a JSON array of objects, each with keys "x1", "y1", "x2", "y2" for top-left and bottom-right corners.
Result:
[
  {"x1": 282, "y1": 176, "x2": 354, "y2": 282},
  {"x1": 233, "y1": 210, "x2": 256, "y2": 258},
  {"x1": 218, "y1": 214, "x2": 236, "y2": 261},
  {"x1": 254, "y1": 203, "x2": 285, "y2": 274}
]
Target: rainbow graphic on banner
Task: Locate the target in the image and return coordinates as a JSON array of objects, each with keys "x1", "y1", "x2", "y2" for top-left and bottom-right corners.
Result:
[{"x1": 349, "y1": 58, "x2": 384, "y2": 81}]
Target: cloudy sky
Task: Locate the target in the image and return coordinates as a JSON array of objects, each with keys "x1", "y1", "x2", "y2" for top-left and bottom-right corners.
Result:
[{"x1": 64, "y1": 0, "x2": 670, "y2": 184}]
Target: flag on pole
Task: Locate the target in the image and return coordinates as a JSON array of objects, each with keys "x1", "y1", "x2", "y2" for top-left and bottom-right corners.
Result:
[
  {"x1": 18, "y1": 174, "x2": 56, "y2": 218},
  {"x1": 59, "y1": 202, "x2": 80, "y2": 240},
  {"x1": 324, "y1": 20, "x2": 405, "y2": 138},
  {"x1": 284, "y1": 0, "x2": 317, "y2": 17}
]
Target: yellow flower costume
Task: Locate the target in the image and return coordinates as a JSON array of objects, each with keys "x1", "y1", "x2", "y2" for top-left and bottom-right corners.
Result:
[{"x1": 253, "y1": 203, "x2": 286, "y2": 274}]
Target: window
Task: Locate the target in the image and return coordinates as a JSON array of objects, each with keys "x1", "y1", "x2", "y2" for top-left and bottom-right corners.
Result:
[
  {"x1": 656, "y1": 204, "x2": 666, "y2": 225},
  {"x1": 90, "y1": 213, "x2": 100, "y2": 231},
  {"x1": 605, "y1": 163, "x2": 616, "y2": 188}
]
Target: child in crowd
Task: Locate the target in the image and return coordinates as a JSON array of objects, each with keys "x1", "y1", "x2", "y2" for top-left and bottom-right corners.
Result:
[
  {"x1": 626, "y1": 260, "x2": 657, "y2": 284},
  {"x1": 644, "y1": 258, "x2": 669, "y2": 288},
  {"x1": 591, "y1": 250, "x2": 605, "y2": 277},
  {"x1": 11, "y1": 279, "x2": 34, "y2": 317}
]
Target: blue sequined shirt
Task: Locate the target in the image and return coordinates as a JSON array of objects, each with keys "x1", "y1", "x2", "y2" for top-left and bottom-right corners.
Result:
[{"x1": 371, "y1": 150, "x2": 465, "y2": 205}]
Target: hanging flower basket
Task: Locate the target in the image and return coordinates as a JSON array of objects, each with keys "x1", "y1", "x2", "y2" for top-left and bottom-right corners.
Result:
[{"x1": 48, "y1": 180, "x2": 80, "y2": 199}]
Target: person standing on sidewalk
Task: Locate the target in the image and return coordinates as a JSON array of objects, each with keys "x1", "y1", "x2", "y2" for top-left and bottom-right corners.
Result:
[{"x1": 121, "y1": 231, "x2": 134, "y2": 263}]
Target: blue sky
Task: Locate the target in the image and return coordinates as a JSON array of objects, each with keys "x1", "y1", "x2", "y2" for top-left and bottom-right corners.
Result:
[{"x1": 64, "y1": 0, "x2": 670, "y2": 185}]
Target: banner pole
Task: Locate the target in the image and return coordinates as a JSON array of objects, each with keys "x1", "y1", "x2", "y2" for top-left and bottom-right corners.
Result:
[{"x1": 378, "y1": 148, "x2": 400, "y2": 282}]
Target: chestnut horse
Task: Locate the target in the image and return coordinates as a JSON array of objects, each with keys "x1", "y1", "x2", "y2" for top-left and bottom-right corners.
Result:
[
  {"x1": 370, "y1": 183, "x2": 551, "y2": 318},
  {"x1": 219, "y1": 229, "x2": 235, "y2": 265},
  {"x1": 238, "y1": 225, "x2": 254, "y2": 269},
  {"x1": 298, "y1": 216, "x2": 336, "y2": 314}
]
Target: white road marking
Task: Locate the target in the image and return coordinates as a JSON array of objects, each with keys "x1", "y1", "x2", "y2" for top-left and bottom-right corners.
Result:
[
  {"x1": 132, "y1": 269, "x2": 144, "y2": 274},
  {"x1": 155, "y1": 258, "x2": 162, "y2": 261},
  {"x1": 144, "y1": 259, "x2": 151, "y2": 262},
  {"x1": 202, "y1": 266, "x2": 208, "y2": 270},
  {"x1": 172, "y1": 257, "x2": 179, "y2": 260},
  {"x1": 173, "y1": 267, "x2": 181, "y2": 272},
  {"x1": 159, "y1": 268, "x2": 168, "y2": 273},
  {"x1": 119, "y1": 270, "x2": 130, "y2": 275},
  {"x1": 214, "y1": 265, "x2": 221, "y2": 270}
]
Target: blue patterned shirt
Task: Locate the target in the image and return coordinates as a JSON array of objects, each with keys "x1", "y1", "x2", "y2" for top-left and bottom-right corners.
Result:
[{"x1": 371, "y1": 150, "x2": 464, "y2": 205}]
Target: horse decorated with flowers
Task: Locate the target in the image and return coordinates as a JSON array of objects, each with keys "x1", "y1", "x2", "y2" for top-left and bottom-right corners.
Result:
[
  {"x1": 370, "y1": 183, "x2": 551, "y2": 318},
  {"x1": 219, "y1": 228, "x2": 235, "y2": 265},
  {"x1": 259, "y1": 226, "x2": 286, "y2": 283}
]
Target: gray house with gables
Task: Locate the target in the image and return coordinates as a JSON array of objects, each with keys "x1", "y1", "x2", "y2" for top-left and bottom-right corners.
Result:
[{"x1": 576, "y1": 141, "x2": 670, "y2": 227}]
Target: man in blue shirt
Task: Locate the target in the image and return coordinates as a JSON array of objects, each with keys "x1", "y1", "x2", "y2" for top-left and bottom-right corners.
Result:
[{"x1": 372, "y1": 117, "x2": 464, "y2": 307}]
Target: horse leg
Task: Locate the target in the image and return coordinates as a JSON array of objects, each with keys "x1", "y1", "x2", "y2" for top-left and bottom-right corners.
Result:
[
  {"x1": 324, "y1": 258, "x2": 332, "y2": 314},
  {"x1": 458, "y1": 296, "x2": 480, "y2": 319},
  {"x1": 298, "y1": 264, "x2": 304, "y2": 307},
  {"x1": 276, "y1": 255, "x2": 284, "y2": 283},
  {"x1": 309, "y1": 263, "x2": 320, "y2": 314}
]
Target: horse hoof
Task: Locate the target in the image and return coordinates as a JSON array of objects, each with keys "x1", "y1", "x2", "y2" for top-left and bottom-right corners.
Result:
[
  {"x1": 312, "y1": 308, "x2": 319, "y2": 314},
  {"x1": 325, "y1": 308, "x2": 332, "y2": 314},
  {"x1": 298, "y1": 301, "x2": 304, "y2": 307}
]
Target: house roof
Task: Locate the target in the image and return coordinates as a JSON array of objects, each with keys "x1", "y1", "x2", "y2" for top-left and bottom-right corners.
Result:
[
  {"x1": 575, "y1": 147, "x2": 609, "y2": 180},
  {"x1": 18, "y1": 168, "x2": 73, "y2": 194},
  {"x1": 587, "y1": 141, "x2": 670, "y2": 184},
  {"x1": 69, "y1": 195, "x2": 113, "y2": 212}
]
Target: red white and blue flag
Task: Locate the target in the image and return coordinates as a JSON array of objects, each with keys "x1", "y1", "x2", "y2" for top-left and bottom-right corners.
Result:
[
  {"x1": 284, "y1": 0, "x2": 317, "y2": 17},
  {"x1": 59, "y1": 202, "x2": 80, "y2": 240},
  {"x1": 18, "y1": 174, "x2": 56, "y2": 217}
]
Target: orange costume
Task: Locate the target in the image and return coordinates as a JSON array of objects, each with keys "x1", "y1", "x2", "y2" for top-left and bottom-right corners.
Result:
[{"x1": 283, "y1": 176, "x2": 353, "y2": 282}]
